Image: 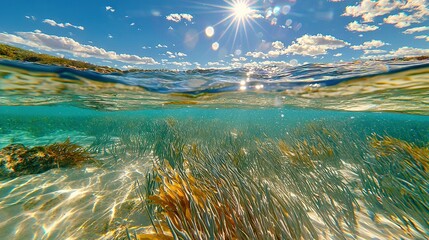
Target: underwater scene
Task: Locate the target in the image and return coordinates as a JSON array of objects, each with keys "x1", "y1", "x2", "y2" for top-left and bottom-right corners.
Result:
[
  {"x1": 1, "y1": 60, "x2": 429, "y2": 239},
  {"x1": 1, "y1": 0, "x2": 429, "y2": 239}
]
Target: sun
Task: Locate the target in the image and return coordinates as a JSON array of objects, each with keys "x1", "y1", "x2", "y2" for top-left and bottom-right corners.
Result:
[
  {"x1": 194, "y1": 0, "x2": 262, "y2": 48},
  {"x1": 219, "y1": 0, "x2": 260, "y2": 46},
  {"x1": 232, "y1": 1, "x2": 252, "y2": 20}
]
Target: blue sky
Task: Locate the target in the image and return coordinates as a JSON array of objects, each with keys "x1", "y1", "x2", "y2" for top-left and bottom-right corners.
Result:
[{"x1": 0, "y1": 0, "x2": 428, "y2": 69}]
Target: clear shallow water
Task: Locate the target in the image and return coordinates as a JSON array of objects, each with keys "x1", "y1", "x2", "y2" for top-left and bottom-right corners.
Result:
[
  {"x1": 0, "y1": 61, "x2": 429, "y2": 239},
  {"x1": 1, "y1": 59, "x2": 429, "y2": 114}
]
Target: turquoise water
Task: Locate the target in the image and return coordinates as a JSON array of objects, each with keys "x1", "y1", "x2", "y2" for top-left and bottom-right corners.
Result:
[{"x1": 1, "y1": 61, "x2": 429, "y2": 239}]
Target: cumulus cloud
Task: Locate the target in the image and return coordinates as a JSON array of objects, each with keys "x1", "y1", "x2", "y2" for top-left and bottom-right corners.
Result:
[
  {"x1": 155, "y1": 44, "x2": 168, "y2": 48},
  {"x1": 342, "y1": 0, "x2": 399, "y2": 22},
  {"x1": 165, "y1": 51, "x2": 187, "y2": 59},
  {"x1": 272, "y1": 41, "x2": 284, "y2": 49},
  {"x1": 400, "y1": 0, "x2": 429, "y2": 18},
  {"x1": 166, "y1": 13, "x2": 193, "y2": 23},
  {"x1": 333, "y1": 53, "x2": 343, "y2": 57},
  {"x1": 350, "y1": 40, "x2": 387, "y2": 50},
  {"x1": 343, "y1": 0, "x2": 428, "y2": 28},
  {"x1": 362, "y1": 46, "x2": 429, "y2": 59},
  {"x1": 43, "y1": 19, "x2": 84, "y2": 30},
  {"x1": 0, "y1": 31, "x2": 157, "y2": 65},
  {"x1": 393, "y1": 46, "x2": 429, "y2": 56},
  {"x1": 384, "y1": 12, "x2": 420, "y2": 28},
  {"x1": 282, "y1": 34, "x2": 350, "y2": 56},
  {"x1": 177, "y1": 52, "x2": 187, "y2": 57},
  {"x1": 246, "y1": 34, "x2": 349, "y2": 58},
  {"x1": 403, "y1": 26, "x2": 429, "y2": 34},
  {"x1": 245, "y1": 51, "x2": 267, "y2": 59},
  {"x1": 346, "y1": 21, "x2": 379, "y2": 32}
]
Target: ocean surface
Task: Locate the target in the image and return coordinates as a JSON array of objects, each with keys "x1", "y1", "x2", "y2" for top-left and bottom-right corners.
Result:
[{"x1": 0, "y1": 59, "x2": 429, "y2": 239}]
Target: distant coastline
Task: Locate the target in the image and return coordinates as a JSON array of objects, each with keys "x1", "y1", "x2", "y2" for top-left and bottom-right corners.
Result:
[
  {"x1": 1, "y1": 43, "x2": 429, "y2": 74},
  {"x1": 0, "y1": 44, "x2": 122, "y2": 74}
]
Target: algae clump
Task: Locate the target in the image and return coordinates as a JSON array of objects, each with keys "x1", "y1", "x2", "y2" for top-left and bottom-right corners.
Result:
[{"x1": 0, "y1": 139, "x2": 93, "y2": 178}]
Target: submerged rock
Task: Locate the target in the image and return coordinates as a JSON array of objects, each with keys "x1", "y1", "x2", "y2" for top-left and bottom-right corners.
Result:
[{"x1": 0, "y1": 139, "x2": 93, "y2": 178}]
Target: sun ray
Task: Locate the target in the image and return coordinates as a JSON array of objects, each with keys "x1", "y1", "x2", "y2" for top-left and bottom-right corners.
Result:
[{"x1": 193, "y1": 0, "x2": 262, "y2": 49}]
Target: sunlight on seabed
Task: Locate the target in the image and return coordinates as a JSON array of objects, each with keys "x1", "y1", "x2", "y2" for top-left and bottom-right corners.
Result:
[{"x1": 0, "y1": 112, "x2": 428, "y2": 239}]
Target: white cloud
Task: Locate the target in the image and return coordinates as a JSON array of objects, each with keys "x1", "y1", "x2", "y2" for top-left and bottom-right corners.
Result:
[
  {"x1": 342, "y1": 0, "x2": 400, "y2": 22},
  {"x1": 267, "y1": 50, "x2": 280, "y2": 58},
  {"x1": 363, "y1": 49, "x2": 387, "y2": 54},
  {"x1": 231, "y1": 57, "x2": 247, "y2": 62},
  {"x1": 414, "y1": 35, "x2": 429, "y2": 41},
  {"x1": 245, "y1": 51, "x2": 268, "y2": 59},
  {"x1": 25, "y1": 16, "x2": 36, "y2": 21},
  {"x1": 155, "y1": 44, "x2": 168, "y2": 48},
  {"x1": 394, "y1": 46, "x2": 429, "y2": 56},
  {"x1": 121, "y1": 65, "x2": 137, "y2": 70},
  {"x1": 343, "y1": 0, "x2": 428, "y2": 29},
  {"x1": 205, "y1": 60, "x2": 298, "y2": 70},
  {"x1": 180, "y1": 14, "x2": 193, "y2": 22},
  {"x1": 106, "y1": 6, "x2": 115, "y2": 12},
  {"x1": 0, "y1": 31, "x2": 157, "y2": 65},
  {"x1": 346, "y1": 21, "x2": 379, "y2": 32},
  {"x1": 400, "y1": 0, "x2": 429, "y2": 18},
  {"x1": 250, "y1": 13, "x2": 264, "y2": 19},
  {"x1": 246, "y1": 34, "x2": 349, "y2": 58},
  {"x1": 350, "y1": 40, "x2": 387, "y2": 50},
  {"x1": 207, "y1": 61, "x2": 225, "y2": 67},
  {"x1": 168, "y1": 61, "x2": 192, "y2": 67},
  {"x1": 384, "y1": 12, "x2": 420, "y2": 28},
  {"x1": 333, "y1": 53, "x2": 342, "y2": 57},
  {"x1": 166, "y1": 51, "x2": 187, "y2": 58},
  {"x1": 415, "y1": 35, "x2": 428, "y2": 39},
  {"x1": 362, "y1": 46, "x2": 429, "y2": 59},
  {"x1": 242, "y1": 60, "x2": 296, "y2": 69},
  {"x1": 272, "y1": 41, "x2": 284, "y2": 49},
  {"x1": 166, "y1": 13, "x2": 193, "y2": 23},
  {"x1": 403, "y1": 26, "x2": 429, "y2": 34},
  {"x1": 177, "y1": 52, "x2": 187, "y2": 57},
  {"x1": 43, "y1": 19, "x2": 84, "y2": 30},
  {"x1": 282, "y1": 34, "x2": 350, "y2": 56}
]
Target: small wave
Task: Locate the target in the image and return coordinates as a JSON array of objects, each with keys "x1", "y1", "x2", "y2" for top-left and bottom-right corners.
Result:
[{"x1": 1, "y1": 59, "x2": 428, "y2": 114}]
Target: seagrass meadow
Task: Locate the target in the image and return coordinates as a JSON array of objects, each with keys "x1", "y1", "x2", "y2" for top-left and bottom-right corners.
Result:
[{"x1": 1, "y1": 105, "x2": 428, "y2": 239}]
